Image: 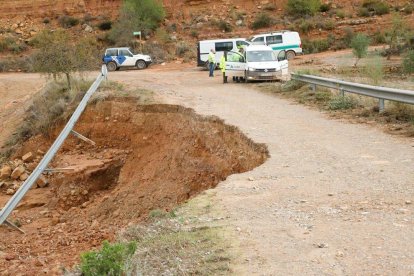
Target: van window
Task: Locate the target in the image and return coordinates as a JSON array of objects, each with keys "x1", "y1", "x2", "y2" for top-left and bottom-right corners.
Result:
[
  {"x1": 227, "y1": 52, "x2": 245, "y2": 62},
  {"x1": 119, "y1": 49, "x2": 133, "y2": 57},
  {"x1": 215, "y1": 42, "x2": 233, "y2": 52},
  {"x1": 266, "y1": 35, "x2": 283, "y2": 45},
  {"x1": 106, "y1": 49, "x2": 118, "y2": 56}
]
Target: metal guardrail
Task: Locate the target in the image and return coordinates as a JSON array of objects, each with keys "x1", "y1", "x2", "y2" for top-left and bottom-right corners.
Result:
[
  {"x1": 291, "y1": 73, "x2": 414, "y2": 112},
  {"x1": 0, "y1": 65, "x2": 108, "y2": 226}
]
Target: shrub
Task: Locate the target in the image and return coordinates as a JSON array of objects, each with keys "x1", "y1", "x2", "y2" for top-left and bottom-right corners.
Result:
[
  {"x1": 263, "y1": 3, "x2": 276, "y2": 11},
  {"x1": 372, "y1": 30, "x2": 386, "y2": 44},
  {"x1": 319, "y1": 3, "x2": 331, "y2": 12},
  {"x1": 251, "y1": 13, "x2": 272, "y2": 30},
  {"x1": 336, "y1": 10, "x2": 346, "y2": 19},
  {"x1": 175, "y1": 41, "x2": 190, "y2": 57},
  {"x1": 286, "y1": 0, "x2": 321, "y2": 17},
  {"x1": 58, "y1": 15, "x2": 79, "y2": 28},
  {"x1": 81, "y1": 241, "x2": 137, "y2": 276},
  {"x1": 98, "y1": 20, "x2": 112, "y2": 30},
  {"x1": 403, "y1": 4, "x2": 414, "y2": 15},
  {"x1": 360, "y1": 0, "x2": 390, "y2": 16},
  {"x1": 216, "y1": 20, "x2": 232, "y2": 32},
  {"x1": 43, "y1": 18, "x2": 50, "y2": 24},
  {"x1": 298, "y1": 19, "x2": 314, "y2": 33},
  {"x1": 302, "y1": 38, "x2": 330, "y2": 54},
  {"x1": 109, "y1": 0, "x2": 165, "y2": 46},
  {"x1": 328, "y1": 95, "x2": 356, "y2": 110},
  {"x1": 364, "y1": 55, "x2": 384, "y2": 85},
  {"x1": 190, "y1": 29, "x2": 199, "y2": 38},
  {"x1": 343, "y1": 27, "x2": 355, "y2": 45},
  {"x1": 350, "y1": 33, "x2": 370, "y2": 66},
  {"x1": 403, "y1": 50, "x2": 414, "y2": 74},
  {"x1": 358, "y1": 7, "x2": 371, "y2": 17}
]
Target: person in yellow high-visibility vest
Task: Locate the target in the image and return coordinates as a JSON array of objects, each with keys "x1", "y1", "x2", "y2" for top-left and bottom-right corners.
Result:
[{"x1": 219, "y1": 52, "x2": 227, "y2": 83}]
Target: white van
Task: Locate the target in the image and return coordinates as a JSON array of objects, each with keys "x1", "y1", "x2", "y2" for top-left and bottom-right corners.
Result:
[
  {"x1": 197, "y1": 38, "x2": 250, "y2": 68},
  {"x1": 225, "y1": 45, "x2": 288, "y2": 82},
  {"x1": 246, "y1": 31, "x2": 302, "y2": 60}
]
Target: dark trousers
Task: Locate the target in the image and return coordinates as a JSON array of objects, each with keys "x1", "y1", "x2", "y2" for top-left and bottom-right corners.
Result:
[
  {"x1": 209, "y1": 62, "x2": 215, "y2": 77},
  {"x1": 222, "y1": 72, "x2": 227, "y2": 83}
]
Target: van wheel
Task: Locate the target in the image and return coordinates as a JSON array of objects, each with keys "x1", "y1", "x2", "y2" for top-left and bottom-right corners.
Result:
[
  {"x1": 107, "y1": 61, "x2": 117, "y2": 72},
  {"x1": 286, "y1": 51, "x2": 296, "y2": 60},
  {"x1": 136, "y1": 60, "x2": 147, "y2": 70}
]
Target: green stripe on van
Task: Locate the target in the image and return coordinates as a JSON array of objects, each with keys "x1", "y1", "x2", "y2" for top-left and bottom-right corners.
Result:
[{"x1": 271, "y1": 44, "x2": 300, "y2": 50}]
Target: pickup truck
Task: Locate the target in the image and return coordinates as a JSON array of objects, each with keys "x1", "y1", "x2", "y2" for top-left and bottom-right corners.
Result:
[{"x1": 103, "y1": 47, "x2": 152, "y2": 71}]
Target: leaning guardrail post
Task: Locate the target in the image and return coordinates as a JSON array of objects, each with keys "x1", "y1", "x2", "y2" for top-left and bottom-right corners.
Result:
[
  {"x1": 0, "y1": 65, "x2": 108, "y2": 227},
  {"x1": 309, "y1": 84, "x2": 316, "y2": 92},
  {"x1": 379, "y1": 99, "x2": 385, "y2": 113},
  {"x1": 340, "y1": 88, "x2": 345, "y2": 97}
]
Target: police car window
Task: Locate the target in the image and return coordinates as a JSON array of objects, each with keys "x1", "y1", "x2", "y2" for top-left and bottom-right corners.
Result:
[
  {"x1": 119, "y1": 49, "x2": 133, "y2": 57},
  {"x1": 266, "y1": 35, "x2": 283, "y2": 44},
  {"x1": 252, "y1": 37, "x2": 265, "y2": 45},
  {"x1": 106, "y1": 49, "x2": 117, "y2": 56},
  {"x1": 215, "y1": 42, "x2": 233, "y2": 52}
]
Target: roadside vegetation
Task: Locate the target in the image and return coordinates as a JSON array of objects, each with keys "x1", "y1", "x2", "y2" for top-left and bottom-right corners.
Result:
[{"x1": 74, "y1": 192, "x2": 231, "y2": 275}]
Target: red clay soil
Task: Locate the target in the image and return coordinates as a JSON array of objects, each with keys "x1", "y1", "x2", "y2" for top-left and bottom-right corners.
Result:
[{"x1": 0, "y1": 98, "x2": 268, "y2": 275}]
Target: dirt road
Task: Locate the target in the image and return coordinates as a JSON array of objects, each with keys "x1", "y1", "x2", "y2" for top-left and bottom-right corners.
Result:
[
  {"x1": 0, "y1": 64, "x2": 413, "y2": 274},
  {"x1": 110, "y1": 67, "x2": 414, "y2": 275}
]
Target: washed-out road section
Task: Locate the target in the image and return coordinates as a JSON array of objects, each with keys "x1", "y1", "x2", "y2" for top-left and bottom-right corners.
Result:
[{"x1": 111, "y1": 67, "x2": 414, "y2": 275}]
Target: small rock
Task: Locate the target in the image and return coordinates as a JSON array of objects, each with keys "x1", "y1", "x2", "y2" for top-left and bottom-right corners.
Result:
[
  {"x1": 37, "y1": 150, "x2": 45, "y2": 156},
  {"x1": 36, "y1": 176, "x2": 48, "y2": 188},
  {"x1": 248, "y1": 177, "x2": 254, "y2": 181},
  {"x1": 20, "y1": 173, "x2": 29, "y2": 181},
  {"x1": 328, "y1": 193, "x2": 334, "y2": 196},
  {"x1": 405, "y1": 200, "x2": 412, "y2": 205},
  {"x1": 22, "y1": 152, "x2": 34, "y2": 162},
  {"x1": 336, "y1": 251, "x2": 344, "y2": 257},
  {"x1": 316, "y1": 243, "x2": 328, "y2": 248},
  {"x1": 236, "y1": 19, "x2": 243, "y2": 26},
  {"x1": 0, "y1": 165, "x2": 12, "y2": 180},
  {"x1": 236, "y1": 227, "x2": 241, "y2": 232},
  {"x1": 11, "y1": 166, "x2": 25, "y2": 180},
  {"x1": 6, "y1": 188, "x2": 15, "y2": 195}
]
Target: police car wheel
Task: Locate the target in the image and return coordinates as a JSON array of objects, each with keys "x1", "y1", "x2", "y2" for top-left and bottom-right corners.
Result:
[
  {"x1": 286, "y1": 51, "x2": 296, "y2": 60},
  {"x1": 107, "y1": 61, "x2": 117, "y2": 72},
  {"x1": 136, "y1": 60, "x2": 147, "y2": 70}
]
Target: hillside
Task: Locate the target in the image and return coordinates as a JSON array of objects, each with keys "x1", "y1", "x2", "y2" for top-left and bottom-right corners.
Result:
[{"x1": 0, "y1": 0, "x2": 413, "y2": 67}]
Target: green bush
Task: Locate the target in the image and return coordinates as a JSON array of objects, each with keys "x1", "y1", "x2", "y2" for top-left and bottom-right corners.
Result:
[
  {"x1": 336, "y1": 10, "x2": 346, "y2": 19},
  {"x1": 43, "y1": 18, "x2": 50, "y2": 24},
  {"x1": 58, "y1": 15, "x2": 79, "y2": 28},
  {"x1": 109, "y1": 0, "x2": 165, "y2": 46},
  {"x1": 190, "y1": 29, "x2": 199, "y2": 38},
  {"x1": 319, "y1": 3, "x2": 331, "y2": 12},
  {"x1": 372, "y1": 30, "x2": 386, "y2": 44},
  {"x1": 98, "y1": 20, "x2": 112, "y2": 30},
  {"x1": 403, "y1": 4, "x2": 414, "y2": 14},
  {"x1": 81, "y1": 241, "x2": 137, "y2": 276},
  {"x1": 263, "y1": 3, "x2": 276, "y2": 11},
  {"x1": 328, "y1": 95, "x2": 356, "y2": 110},
  {"x1": 403, "y1": 50, "x2": 414, "y2": 74},
  {"x1": 302, "y1": 38, "x2": 330, "y2": 54},
  {"x1": 298, "y1": 19, "x2": 314, "y2": 33},
  {"x1": 359, "y1": 0, "x2": 390, "y2": 16},
  {"x1": 251, "y1": 13, "x2": 272, "y2": 30},
  {"x1": 286, "y1": 0, "x2": 321, "y2": 17},
  {"x1": 350, "y1": 33, "x2": 370, "y2": 66}
]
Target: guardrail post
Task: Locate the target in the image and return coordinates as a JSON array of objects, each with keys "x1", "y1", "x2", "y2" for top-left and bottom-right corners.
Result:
[
  {"x1": 379, "y1": 98, "x2": 385, "y2": 113},
  {"x1": 340, "y1": 88, "x2": 345, "y2": 97}
]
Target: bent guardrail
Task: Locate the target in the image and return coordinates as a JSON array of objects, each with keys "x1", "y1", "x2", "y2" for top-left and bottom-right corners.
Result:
[
  {"x1": 291, "y1": 73, "x2": 414, "y2": 112},
  {"x1": 0, "y1": 65, "x2": 108, "y2": 227}
]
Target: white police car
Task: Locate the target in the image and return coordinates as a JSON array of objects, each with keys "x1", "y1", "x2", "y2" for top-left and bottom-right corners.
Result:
[{"x1": 103, "y1": 47, "x2": 152, "y2": 71}]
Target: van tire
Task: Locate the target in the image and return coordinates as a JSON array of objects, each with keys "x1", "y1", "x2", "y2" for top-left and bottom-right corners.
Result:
[
  {"x1": 107, "y1": 61, "x2": 117, "y2": 72},
  {"x1": 136, "y1": 60, "x2": 147, "y2": 70},
  {"x1": 286, "y1": 50, "x2": 296, "y2": 60}
]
